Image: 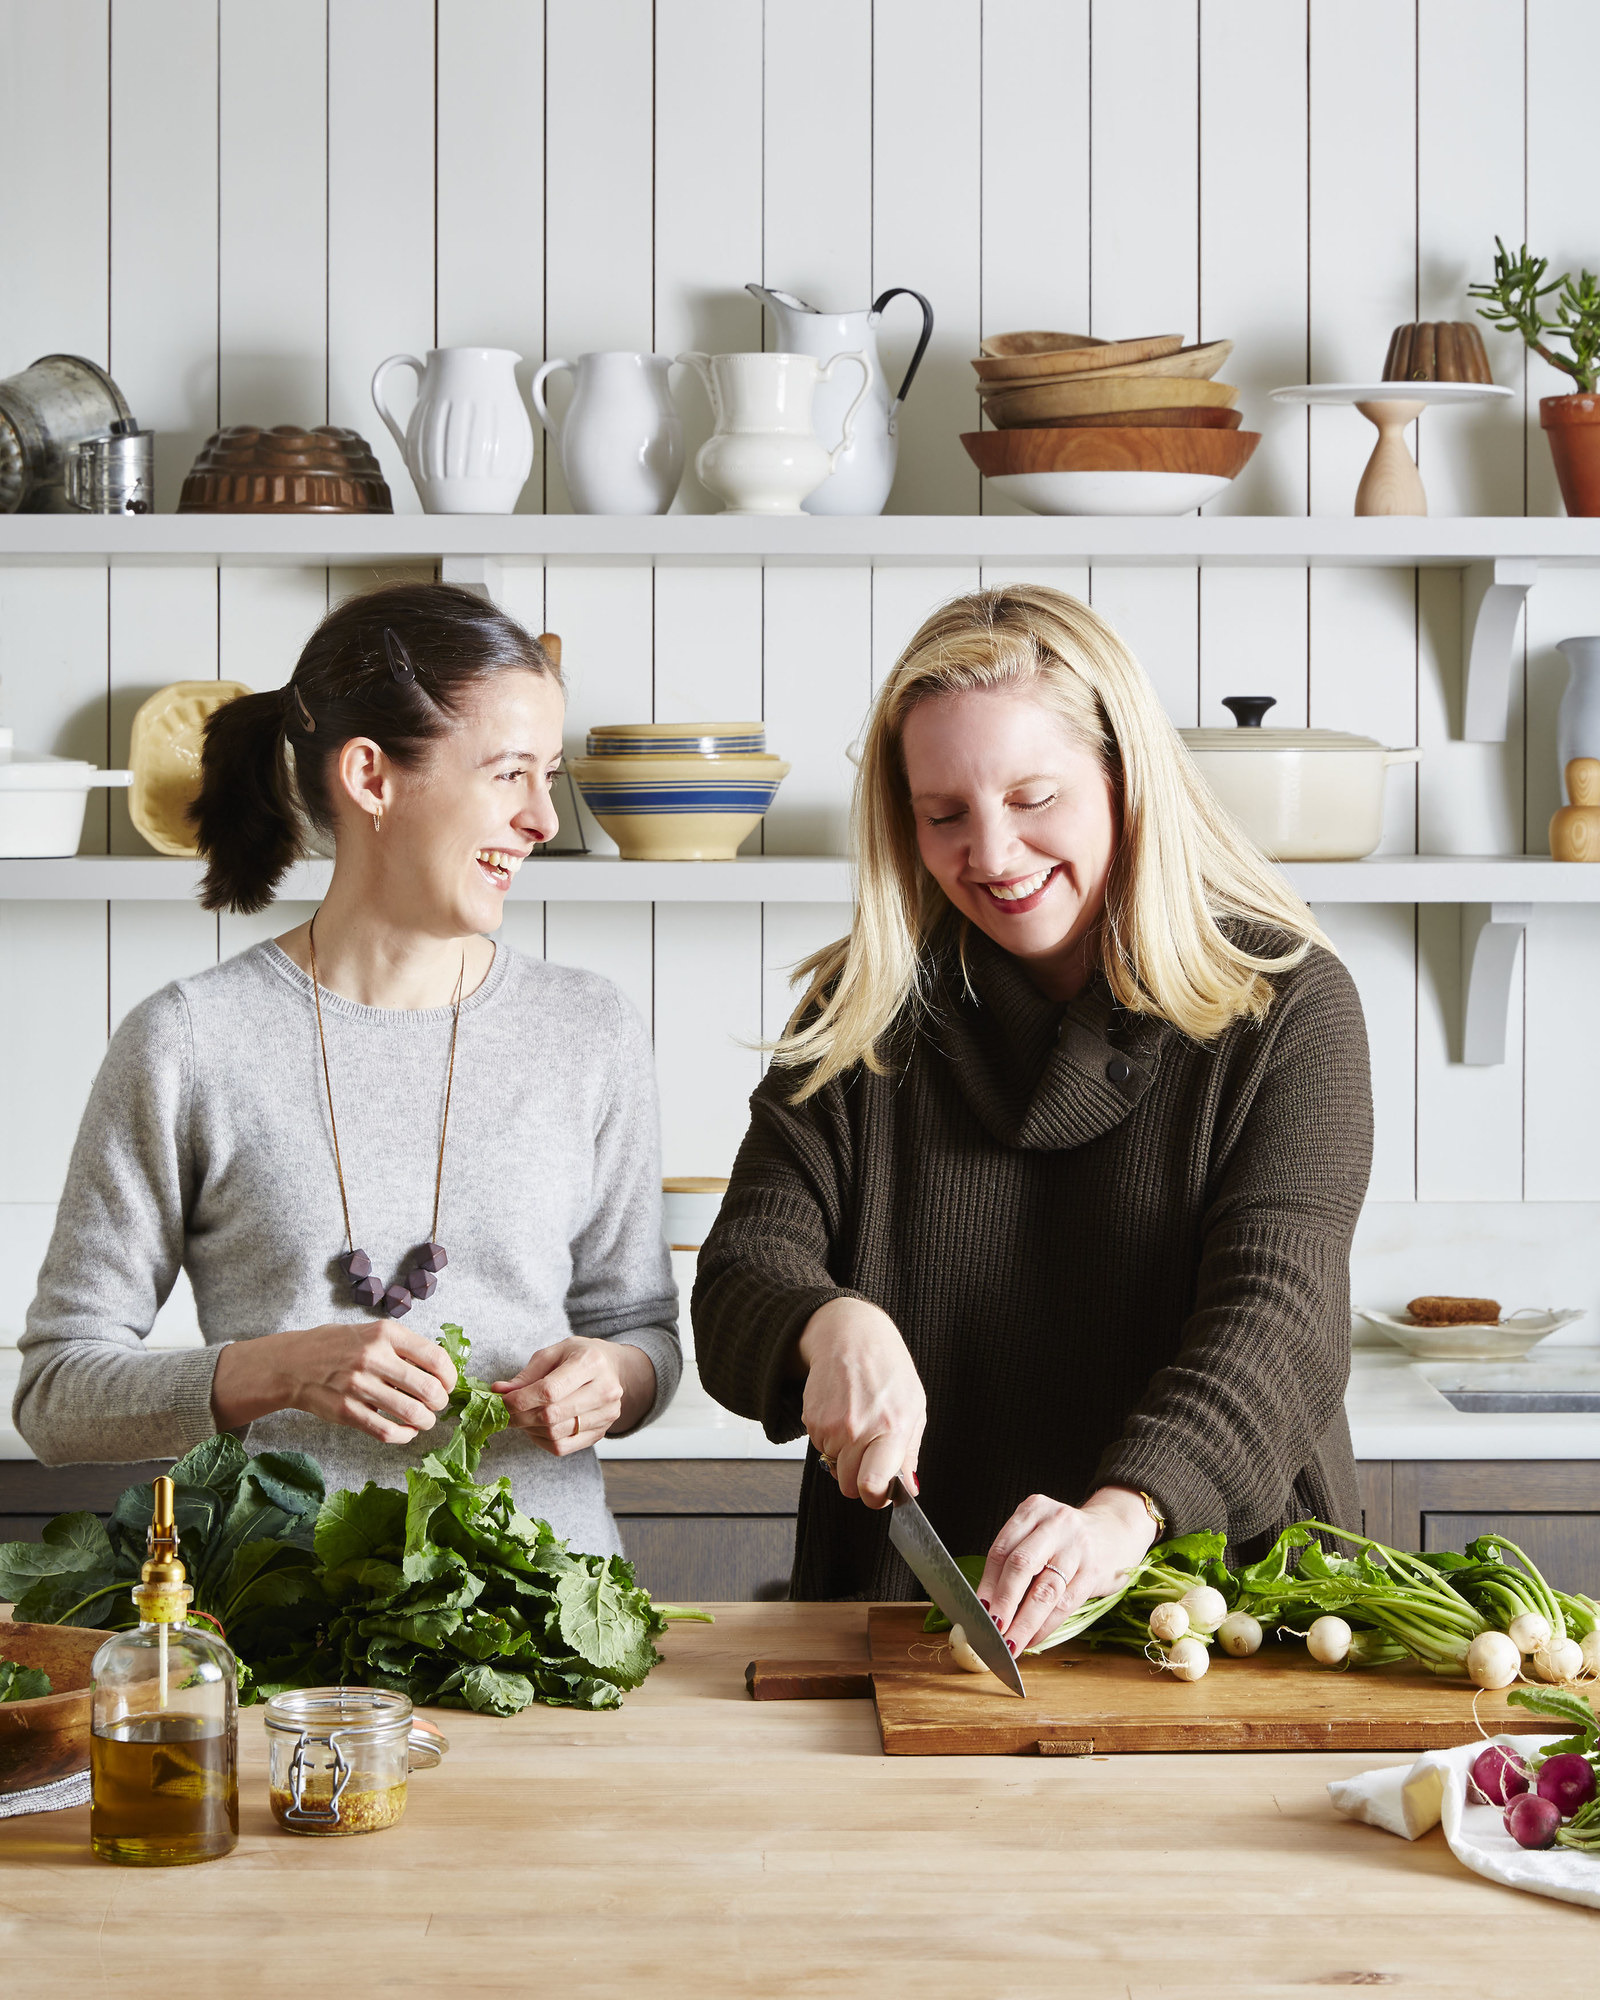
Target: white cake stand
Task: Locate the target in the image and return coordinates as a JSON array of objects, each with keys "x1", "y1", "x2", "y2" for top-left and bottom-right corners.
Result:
[{"x1": 1270, "y1": 381, "x2": 1512, "y2": 515}]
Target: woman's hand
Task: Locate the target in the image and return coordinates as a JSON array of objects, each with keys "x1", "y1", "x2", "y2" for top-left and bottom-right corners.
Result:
[
  {"x1": 978, "y1": 1486, "x2": 1158, "y2": 1656},
  {"x1": 492, "y1": 1338, "x2": 656, "y2": 1455},
  {"x1": 210, "y1": 1322, "x2": 458, "y2": 1444},
  {"x1": 797, "y1": 1297, "x2": 926, "y2": 1509}
]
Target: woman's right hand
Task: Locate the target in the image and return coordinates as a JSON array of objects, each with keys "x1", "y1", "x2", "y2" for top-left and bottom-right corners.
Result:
[
  {"x1": 797, "y1": 1297, "x2": 926, "y2": 1509},
  {"x1": 209, "y1": 1321, "x2": 458, "y2": 1443}
]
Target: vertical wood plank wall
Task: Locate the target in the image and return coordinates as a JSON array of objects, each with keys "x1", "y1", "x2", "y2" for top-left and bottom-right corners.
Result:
[{"x1": 2, "y1": 0, "x2": 1599, "y2": 1346}]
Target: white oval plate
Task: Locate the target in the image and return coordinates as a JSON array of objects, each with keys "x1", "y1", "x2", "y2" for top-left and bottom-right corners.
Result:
[
  {"x1": 987, "y1": 470, "x2": 1231, "y2": 516},
  {"x1": 1357, "y1": 1306, "x2": 1585, "y2": 1362},
  {"x1": 1270, "y1": 382, "x2": 1513, "y2": 406}
]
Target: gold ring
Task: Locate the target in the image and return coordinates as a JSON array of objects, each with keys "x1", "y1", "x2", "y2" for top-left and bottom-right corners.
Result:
[
  {"x1": 818, "y1": 1452, "x2": 836, "y2": 1475},
  {"x1": 571, "y1": 1411, "x2": 581, "y2": 1439}
]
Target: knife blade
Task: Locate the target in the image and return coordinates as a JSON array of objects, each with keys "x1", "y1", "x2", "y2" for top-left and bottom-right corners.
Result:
[{"x1": 887, "y1": 1476, "x2": 1026, "y2": 1697}]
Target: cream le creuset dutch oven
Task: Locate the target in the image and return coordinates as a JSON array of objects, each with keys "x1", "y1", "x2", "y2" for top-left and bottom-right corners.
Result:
[{"x1": 1179, "y1": 696, "x2": 1422, "y2": 861}]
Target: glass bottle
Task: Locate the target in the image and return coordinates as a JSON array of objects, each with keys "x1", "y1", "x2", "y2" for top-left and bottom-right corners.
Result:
[{"x1": 89, "y1": 1474, "x2": 239, "y2": 1866}]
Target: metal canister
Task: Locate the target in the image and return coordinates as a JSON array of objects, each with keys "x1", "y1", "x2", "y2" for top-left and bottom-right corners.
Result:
[
  {"x1": 64, "y1": 421, "x2": 155, "y2": 514},
  {"x1": 0, "y1": 354, "x2": 134, "y2": 512}
]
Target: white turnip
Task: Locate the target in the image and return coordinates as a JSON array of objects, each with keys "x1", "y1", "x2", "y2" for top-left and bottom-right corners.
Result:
[
  {"x1": 1467, "y1": 1630, "x2": 1522, "y2": 1690},
  {"x1": 947, "y1": 1624, "x2": 991, "y2": 1675},
  {"x1": 1508, "y1": 1611, "x2": 1553, "y2": 1654},
  {"x1": 1217, "y1": 1611, "x2": 1263, "y2": 1657},
  {"x1": 1161, "y1": 1635, "x2": 1210, "y2": 1682},
  {"x1": 1148, "y1": 1602, "x2": 1189, "y2": 1645},
  {"x1": 1178, "y1": 1585, "x2": 1228, "y2": 1633},
  {"x1": 1532, "y1": 1636, "x2": 1584, "y2": 1684},
  {"x1": 1580, "y1": 1630, "x2": 1600, "y2": 1679},
  {"x1": 1307, "y1": 1616, "x2": 1353, "y2": 1666}
]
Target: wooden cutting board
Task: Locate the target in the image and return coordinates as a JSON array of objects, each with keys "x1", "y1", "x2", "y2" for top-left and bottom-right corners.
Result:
[{"x1": 748, "y1": 1605, "x2": 1529, "y2": 1756}]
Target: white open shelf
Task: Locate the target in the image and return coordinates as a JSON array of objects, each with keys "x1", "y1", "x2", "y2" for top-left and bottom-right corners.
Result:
[
  {"x1": 0, "y1": 851, "x2": 1589, "y2": 1068},
  {"x1": 4, "y1": 514, "x2": 1592, "y2": 744},
  {"x1": 2, "y1": 851, "x2": 1594, "y2": 905},
  {"x1": 1, "y1": 511, "x2": 1598, "y2": 569}
]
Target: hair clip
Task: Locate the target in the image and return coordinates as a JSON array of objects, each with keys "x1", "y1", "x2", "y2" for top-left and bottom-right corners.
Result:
[
  {"x1": 290, "y1": 684, "x2": 316, "y2": 733},
  {"x1": 384, "y1": 629, "x2": 417, "y2": 684}
]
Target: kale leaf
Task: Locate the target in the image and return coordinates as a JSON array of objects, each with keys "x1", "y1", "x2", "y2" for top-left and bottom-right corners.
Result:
[{"x1": 0, "y1": 1657, "x2": 53, "y2": 1702}]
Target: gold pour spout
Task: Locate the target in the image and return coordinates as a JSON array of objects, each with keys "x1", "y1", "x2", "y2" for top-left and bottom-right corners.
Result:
[{"x1": 139, "y1": 1474, "x2": 187, "y2": 1591}]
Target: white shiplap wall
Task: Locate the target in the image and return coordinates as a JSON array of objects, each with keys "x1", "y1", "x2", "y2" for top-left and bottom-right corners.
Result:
[{"x1": 2, "y1": 0, "x2": 1600, "y2": 1349}]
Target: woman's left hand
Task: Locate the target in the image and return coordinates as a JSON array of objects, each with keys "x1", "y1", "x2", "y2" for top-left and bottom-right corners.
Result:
[
  {"x1": 492, "y1": 1338, "x2": 656, "y2": 1455},
  {"x1": 977, "y1": 1486, "x2": 1159, "y2": 1656}
]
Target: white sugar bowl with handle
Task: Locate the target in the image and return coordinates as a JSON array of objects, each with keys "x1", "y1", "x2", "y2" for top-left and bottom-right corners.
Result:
[
  {"x1": 371, "y1": 347, "x2": 534, "y2": 514},
  {"x1": 676, "y1": 350, "x2": 871, "y2": 515}
]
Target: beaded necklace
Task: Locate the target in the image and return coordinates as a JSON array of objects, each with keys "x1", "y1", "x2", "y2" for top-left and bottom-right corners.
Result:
[{"x1": 307, "y1": 917, "x2": 463, "y2": 1319}]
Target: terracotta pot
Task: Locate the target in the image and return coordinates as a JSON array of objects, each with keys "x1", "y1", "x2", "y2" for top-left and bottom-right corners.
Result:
[{"x1": 1540, "y1": 394, "x2": 1600, "y2": 515}]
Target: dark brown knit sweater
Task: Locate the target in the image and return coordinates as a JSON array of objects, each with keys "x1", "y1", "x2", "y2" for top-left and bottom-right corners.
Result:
[{"x1": 691, "y1": 926, "x2": 1373, "y2": 1601}]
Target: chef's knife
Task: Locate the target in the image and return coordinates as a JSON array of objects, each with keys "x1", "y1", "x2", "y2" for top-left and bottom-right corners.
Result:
[{"x1": 887, "y1": 1476, "x2": 1026, "y2": 1697}]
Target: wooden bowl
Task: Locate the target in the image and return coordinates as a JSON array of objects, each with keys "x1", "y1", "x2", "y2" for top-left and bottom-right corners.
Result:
[
  {"x1": 1038, "y1": 405, "x2": 1243, "y2": 430},
  {"x1": 0, "y1": 1620, "x2": 116, "y2": 1794},
  {"x1": 975, "y1": 338, "x2": 1227, "y2": 386},
  {"x1": 976, "y1": 331, "x2": 1183, "y2": 372},
  {"x1": 981, "y1": 377, "x2": 1238, "y2": 428},
  {"x1": 961, "y1": 427, "x2": 1260, "y2": 479}
]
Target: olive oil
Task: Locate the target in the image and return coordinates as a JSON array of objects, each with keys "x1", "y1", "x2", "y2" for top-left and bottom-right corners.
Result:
[
  {"x1": 91, "y1": 1713, "x2": 238, "y2": 1865},
  {"x1": 87, "y1": 1474, "x2": 240, "y2": 1867}
]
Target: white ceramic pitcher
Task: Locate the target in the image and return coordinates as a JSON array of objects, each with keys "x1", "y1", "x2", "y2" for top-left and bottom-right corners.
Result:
[
  {"x1": 531, "y1": 352, "x2": 684, "y2": 514},
  {"x1": 371, "y1": 347, "x2": 534, "y2": 514},
  {"x1": 746, "y1": 285, "x2": 933, "y2": 515},
  {"x1": 676, "y1": 351, "x2": 871, "y2": 516}
]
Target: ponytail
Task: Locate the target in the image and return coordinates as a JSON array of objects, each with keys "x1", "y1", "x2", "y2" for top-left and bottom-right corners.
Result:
[
  {"x1": 192, "y1": 689, "x2": 301, "y2": 914},
  {"x1": 191, "y1": 582, "x2": 558, "y2": 914}
]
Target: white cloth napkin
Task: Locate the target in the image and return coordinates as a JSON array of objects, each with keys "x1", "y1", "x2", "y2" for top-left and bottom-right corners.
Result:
[
  {"x1": 0, "y1": 1770, "x2": 91, "y2": 1819},
  {"x1": 1329, "y1": 1732, "x2": 1600, "y2": 1911}
]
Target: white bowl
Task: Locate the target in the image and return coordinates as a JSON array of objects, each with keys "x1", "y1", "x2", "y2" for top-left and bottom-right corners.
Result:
[
  {"x1": 987, "y1": 470, "x2": 1232, "y2": 516},
  {"x1": 1357, "y1": 1307, "x2": 1585, "y2": 1362}
]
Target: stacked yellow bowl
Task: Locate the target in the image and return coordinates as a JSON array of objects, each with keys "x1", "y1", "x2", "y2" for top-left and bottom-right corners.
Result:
[{"x1": 570, "y1": 722, "x2": 789, "y2": 860}]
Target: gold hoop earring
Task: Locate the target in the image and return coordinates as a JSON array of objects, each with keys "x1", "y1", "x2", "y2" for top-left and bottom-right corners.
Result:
[{"x1": 372, "y1": 807, "x2": 383, "y2": 835}]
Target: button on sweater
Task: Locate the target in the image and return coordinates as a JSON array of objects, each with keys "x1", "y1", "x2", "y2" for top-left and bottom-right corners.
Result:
[
  {"x1": 16, "y1": 941, "x2": 681, "y2": 1558},
  {"x1": 692, "y1": 928, "x2": 1372, "y2": 1600}
]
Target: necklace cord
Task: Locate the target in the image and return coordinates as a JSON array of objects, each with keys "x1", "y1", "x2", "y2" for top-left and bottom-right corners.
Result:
[{"x1": 306, "y1": 917, "x2": 465, "y2": 1265}]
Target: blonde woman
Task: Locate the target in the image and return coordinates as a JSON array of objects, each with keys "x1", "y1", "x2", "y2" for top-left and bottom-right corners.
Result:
[{"x1": 693, "y1": 586, "x2": 1372, "y2": 1653}]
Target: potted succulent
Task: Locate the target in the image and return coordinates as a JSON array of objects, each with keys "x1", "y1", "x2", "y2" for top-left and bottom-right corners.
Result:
[{"x1": 1470, "y1": 239, "x2": 1600, "y2": 515}]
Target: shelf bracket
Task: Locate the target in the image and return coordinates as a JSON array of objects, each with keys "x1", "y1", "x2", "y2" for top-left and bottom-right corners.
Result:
[
  {"x1": 439, "y1": 555, "x2": 504, "y2": 604},
  {"x1": 1461, "y1": 558, "x2": 1537, "y2": 742},
  {"x1": 1460, "y1": 901, "x2": 1532, "y2": 1065}
]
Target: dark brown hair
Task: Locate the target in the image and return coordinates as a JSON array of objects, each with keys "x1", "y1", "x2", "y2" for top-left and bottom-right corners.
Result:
[{"x1": 192, "y1": 581, "x2": 559, "y2": 913}]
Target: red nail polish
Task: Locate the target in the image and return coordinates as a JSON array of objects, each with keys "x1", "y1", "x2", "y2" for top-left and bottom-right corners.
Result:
[
  {"x1": 1005, "y1": 1639, "x2": 1017, "y2": 1655},
  {"x1": 979, "y1": 1597, "x2": 990, "y2": 1611}
]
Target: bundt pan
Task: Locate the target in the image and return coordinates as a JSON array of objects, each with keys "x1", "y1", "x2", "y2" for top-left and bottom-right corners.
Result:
[{"x1": 179, "y1": 426, "x2": 392, "y2": 512}]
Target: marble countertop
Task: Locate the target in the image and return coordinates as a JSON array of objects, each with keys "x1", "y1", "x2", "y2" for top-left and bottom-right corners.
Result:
[{"x1": 2, "y1": 1343, "x2": 1596, "y2": 1465}]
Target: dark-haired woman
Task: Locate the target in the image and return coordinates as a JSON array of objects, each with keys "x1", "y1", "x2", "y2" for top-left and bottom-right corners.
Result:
[{"x1": 16, "y1": 583, "x2": 680, "y2": 1554}]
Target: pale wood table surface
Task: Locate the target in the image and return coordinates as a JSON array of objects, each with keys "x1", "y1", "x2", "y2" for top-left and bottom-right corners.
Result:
[{"x1": 1, "y1": 1602, "x2": 1594, "y2": 1999}]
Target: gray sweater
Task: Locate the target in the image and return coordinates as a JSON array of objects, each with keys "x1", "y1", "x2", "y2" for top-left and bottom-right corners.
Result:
[{"x1": 15, "y1": 940, "x2": 681, "y2": 1558}]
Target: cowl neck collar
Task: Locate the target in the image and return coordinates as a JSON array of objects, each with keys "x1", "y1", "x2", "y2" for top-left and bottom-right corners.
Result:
[{"x1": 931, "y1": 927, "x2": 1170, "y2": 1151}]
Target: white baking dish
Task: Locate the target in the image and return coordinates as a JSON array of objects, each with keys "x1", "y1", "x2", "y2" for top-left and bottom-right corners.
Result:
[
  {"x1": 1180, "y1": 699, "x2": 1421, "y2": 862},
  {"x1": 0, "y1": 749, "x2": 134, "y2": 857}
]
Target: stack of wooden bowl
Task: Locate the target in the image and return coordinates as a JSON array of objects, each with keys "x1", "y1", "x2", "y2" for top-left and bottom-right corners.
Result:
[{"x1": 961, "y1": 332, "x2": 1259, "y2": 514}]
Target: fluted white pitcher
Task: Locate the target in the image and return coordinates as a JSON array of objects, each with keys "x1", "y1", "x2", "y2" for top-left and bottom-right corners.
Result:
[
  {"x1": 371, "y1": 347, "x2": 534, "y2": 514},
  {"x1": 676, "y1": 351, "x2": 870, "y2": 515}
]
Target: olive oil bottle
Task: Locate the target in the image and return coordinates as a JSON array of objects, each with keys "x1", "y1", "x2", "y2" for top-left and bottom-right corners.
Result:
[{"x1": 89, "y1": 1475, "x2": 239, "y2": 1866}]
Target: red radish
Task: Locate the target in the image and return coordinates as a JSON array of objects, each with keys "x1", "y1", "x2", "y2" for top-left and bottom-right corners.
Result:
[
  {"x1": 1536, "y1": 1751, "x2": 1598, "y2": 1816},
  {"x1": 1471, "y1": 1744, "x2": 1531, "y2": 1806},
  {"x1": 1504, "y1": 1793, "x2": 1562, "y2": 1849}
]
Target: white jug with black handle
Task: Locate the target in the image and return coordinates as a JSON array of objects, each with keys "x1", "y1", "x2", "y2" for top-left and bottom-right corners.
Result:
[{"x1": 746, "y1": 285, "x2": 933, "y2": 515}]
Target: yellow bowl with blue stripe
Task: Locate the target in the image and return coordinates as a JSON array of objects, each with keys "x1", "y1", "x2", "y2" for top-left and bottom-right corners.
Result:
[
  {"x1": 570, "y1": 752, "x2": 789, "y2": 860},
  {"x1": 586, "y1": 721, "x2": 767, "y2": 757}
]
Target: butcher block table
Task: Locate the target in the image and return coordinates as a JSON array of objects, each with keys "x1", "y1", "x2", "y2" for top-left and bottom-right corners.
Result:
[{"x1": 0, "y1": 1603, "x2": 1593, "y2": 1999}]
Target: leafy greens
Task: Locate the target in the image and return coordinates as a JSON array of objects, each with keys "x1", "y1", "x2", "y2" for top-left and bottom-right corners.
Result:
[
  {"x1": 0, "y1": 1657, "x2": 52, "y2": 1702},
  {"x1": 0, "y1": 1326, "x2": 706, "y2": 1716}
]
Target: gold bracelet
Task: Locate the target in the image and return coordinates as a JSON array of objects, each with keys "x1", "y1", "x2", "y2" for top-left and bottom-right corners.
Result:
[{"x1": 1138, "y1": 1490, "x2": 1166, "y2": 1535}]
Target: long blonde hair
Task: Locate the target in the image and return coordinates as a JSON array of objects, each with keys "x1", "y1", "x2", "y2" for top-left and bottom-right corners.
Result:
[{"x1": 772, "y1": 584, "x2": 1328, "y2": 1099}]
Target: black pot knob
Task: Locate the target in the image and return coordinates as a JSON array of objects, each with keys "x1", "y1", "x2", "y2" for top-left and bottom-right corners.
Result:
[{"x1": 1222, "y1": 695, "x2": 1277, "y2": 729}]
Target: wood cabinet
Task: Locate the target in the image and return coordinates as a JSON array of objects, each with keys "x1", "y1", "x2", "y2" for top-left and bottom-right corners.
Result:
[{"x1": 4, "y1": 1457, "x2": 1597, "y2": 1604}]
